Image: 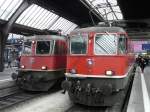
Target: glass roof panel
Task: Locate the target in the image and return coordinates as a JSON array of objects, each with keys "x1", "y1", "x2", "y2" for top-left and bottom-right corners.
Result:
[
  {"x1": 85, "y1": 0, "x2": 123, "y2": 20},
  {"x1": 16, "y1": 4, "x2": 77, "y2": 34},
  {"x1": 0, "y1": 0, "x2": 23, "y2": 20},
  {"x1": 49, "y1": 17, "x2": 77, "y2": 35},
  {"x1": 66, "y1": 24, "x2": 77, "y2": 34},
  {"x1": 16, "y1": 4, "x2": 59, "y2": 29}
]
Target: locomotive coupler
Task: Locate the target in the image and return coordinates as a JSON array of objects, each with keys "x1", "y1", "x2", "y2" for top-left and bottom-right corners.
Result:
[
  {"x1": 75, "y1": 80, "x2": 81, "y2": 92},
  {"x1": 94, "y1": 88, "x2": 102, "y2": 95},
  {"x1": 85, "y1": 83, "x2": 92, "y2": 95},
  {"x1": 61, "y1": 80, "x2": 72, "y2": 91},
  {"x1": 101, "y1": 84, "x2": 113, "y2": 96}
]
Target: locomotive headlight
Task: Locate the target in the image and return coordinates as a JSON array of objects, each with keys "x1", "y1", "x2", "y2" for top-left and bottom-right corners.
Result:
[
  {"x1": 21, "y1": 65, "x2": 25, "y2": 69},
  {"x1": 87, "y1": 59, "x2": 93, "y2": 65},
  {"x1": 32, "y1": 40, "x2": 35, "y2": 44},
  {"x1": 105, "y1": 70, "x2": 113, "y2": 76},
  {"x1": 41, "y1": 66, "x2": 47, "y2": 70},
  {"x1": 70, "y1": 69, "x2": 76, "y2": 74}
]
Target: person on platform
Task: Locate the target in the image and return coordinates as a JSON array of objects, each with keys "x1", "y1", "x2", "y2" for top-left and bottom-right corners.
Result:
[
  {"x1": 7, "y1": 56, "x2": 12, "y2": 68},
  {"x1": 16, "y1": 56, "x2": 20, "y2": 68},
  {"x1": 139, "y1": 57, "x2": 147, "y2": 73}
]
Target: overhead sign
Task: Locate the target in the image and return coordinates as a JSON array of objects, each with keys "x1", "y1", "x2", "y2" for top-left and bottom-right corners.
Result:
[{"x1": 142, "y1": 44, "x2": 150, "y2": 50}]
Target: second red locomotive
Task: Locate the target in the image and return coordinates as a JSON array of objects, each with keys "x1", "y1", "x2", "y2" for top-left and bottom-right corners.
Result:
[
  {"x1": 15, "y1": 35, "x2": 67, "y2": 91},
  {"x1": 62, "y1": 26, "x2": 135, "y2": 106}
]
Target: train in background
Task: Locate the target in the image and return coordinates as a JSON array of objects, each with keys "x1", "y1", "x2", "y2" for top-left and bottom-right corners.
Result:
[
  {"x1": 13, "y1": 35, "x2": 67, "y2": 91},
  {"x1": 62, "y1": 26, "x2": 136, "y2": 106}
]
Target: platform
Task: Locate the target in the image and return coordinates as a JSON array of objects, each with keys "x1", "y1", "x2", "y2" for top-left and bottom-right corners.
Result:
[
  {"x1": 0, "y1": 67, "x2": 16, "y2": 81},
  {"x1": 0, "y1": 67, "x2": 18, "y2": 98},
  {"x1": 127, "y1": 66, "x2": 150, "y2": 112}
]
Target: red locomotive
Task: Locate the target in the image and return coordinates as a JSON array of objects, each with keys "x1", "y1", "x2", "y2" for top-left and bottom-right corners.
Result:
[
  {"x1": 62, "y1": 26, "x2": 135, "y2": 106},
  {"x1": 15, "y1": 35, "x2": 67, "y2": 91}
]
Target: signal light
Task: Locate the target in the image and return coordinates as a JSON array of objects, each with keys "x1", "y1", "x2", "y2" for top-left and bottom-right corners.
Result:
[
  {"x1": 21, "y1": 65, "x2": 25, "y2": 69},
  {"x1": 105, "y1": 70, "x2": 113, "y2": 76},
  {"x1": 32, "y1": 41, "x2": 35, "y2": 44},
  {"x1": 41, "y1": 66, "x2": 47, "y2": 70}
]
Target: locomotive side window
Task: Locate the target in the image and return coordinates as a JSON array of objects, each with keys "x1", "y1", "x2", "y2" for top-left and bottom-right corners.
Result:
[
  {"x1": 22, "y1": 41, "x2": 32, "y2": 55},
  {"x1": 59, "y1": 41, "x2": 67, "y2": 55},
  {"x1": 118, "y1": 35, "x2": 127, "y2": 54},
  {"x1": 54, "y1": 41, "x2": 59, "y2": 55},
  {"x1": 70, "y1": 35, "x2": 88, "y2": 54},
  {"x1": 53, "y1": 40, "x2": 66, "y2": 55},
  {"x1": 36, "y1": 41, "x2": 52, "y2": 54},
  {"x1": 94, "y1": 34, "x2": 117, "y2": 55}
]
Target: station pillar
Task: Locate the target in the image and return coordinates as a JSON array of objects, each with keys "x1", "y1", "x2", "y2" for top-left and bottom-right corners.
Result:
[
  {"x1": 0, "y1": 0, "x2": 31, "y2": 72},
  {"x1": 0, "y1": 33, "x2": 6, "y2": 71}
]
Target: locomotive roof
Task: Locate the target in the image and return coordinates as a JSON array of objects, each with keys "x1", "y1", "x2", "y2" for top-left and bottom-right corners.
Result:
[
  {"x1": 24, "y1": 35, "x2": 66, "y2": 41},
  {"x1": 70, "y1": 27, "x2": 126, "y2": 34}
]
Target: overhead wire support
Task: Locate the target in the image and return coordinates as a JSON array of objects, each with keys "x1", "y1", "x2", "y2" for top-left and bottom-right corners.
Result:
[
  {"x1": 89, "y1": 8, "x2": 96, "y2": 25},
  {"x1": 80, "y1": 0, "x2": 105, "y2": 22},
  {"x1": 106, "y1": 0, "x2": 118, "y2": 20}
]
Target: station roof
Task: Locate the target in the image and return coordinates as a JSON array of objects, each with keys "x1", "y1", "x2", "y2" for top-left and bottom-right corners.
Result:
[
  {"x1": 0, "y1": 0, "x2": 79, "y2": 35},
  {"x1": 0, "y1": 0, "x2": 150, "y2": 38},
  {"x1": 15, "y1": 4, "x2": 77, "y2": 35},
  {"x1": 118, "y1": 0, "x2": 150, "y2": 21},
  {"x1": 85, "y1": 0, "x2": 123, "y2": 20},
  {"x1": 0, "y1": 0, "x2": 120, "y2": 36}
]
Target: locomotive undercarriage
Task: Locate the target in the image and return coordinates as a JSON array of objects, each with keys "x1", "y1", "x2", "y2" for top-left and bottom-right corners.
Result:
[
  {"x1": 62, "y1": 66, "x2": 135, "y2": 106},
  {"x1": 16, "y1": 70, "x2": 65, "y2": 91}
]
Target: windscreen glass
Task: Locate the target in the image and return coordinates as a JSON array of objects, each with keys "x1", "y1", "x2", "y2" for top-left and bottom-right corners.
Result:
[
  {"x1": 94, "y1": 34, "x2": 117, "y2": 55},
  {"x1": 118, "y1": 34, "x2": 127, "y2": 54},
  {"x1": 36, "y1": 41, "x2": 52, "y2": 54},
  {"x1": 70, "y1": 34, "x2": 88, "y2": 54},
  {"x1": 22, "y1": 40, "x2": 32, "y2": 55}
]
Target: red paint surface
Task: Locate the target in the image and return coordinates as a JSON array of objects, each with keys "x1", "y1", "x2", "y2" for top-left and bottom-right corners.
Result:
[
  {"x1": 20, "y1": 56, "x2": 66, "y2": 70},
  {"x1": 67, "y1": 55, "x2": 134, "y2": 76}
]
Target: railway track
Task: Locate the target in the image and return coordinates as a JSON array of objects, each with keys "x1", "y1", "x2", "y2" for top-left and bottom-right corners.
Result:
[
  {"x1": 0, "y1": 80, "x2": 18, "y2": 98},
  {"x1": 0, "y1": 79, "x2": 34, "y2": 110},
  {"x1": 0, "y1": 79, "x2": 40, "y2": 110},
  {"x1": 0, "y1": 91, "x2": 38, "y2": 110},
  {"x1": 0, "y1": 81, "x2": 62, "y2": 111}
]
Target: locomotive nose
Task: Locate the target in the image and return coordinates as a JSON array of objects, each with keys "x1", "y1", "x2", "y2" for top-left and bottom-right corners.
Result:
[{"x1": 101, "y1": 84, "x2": 113, "y2": 96}]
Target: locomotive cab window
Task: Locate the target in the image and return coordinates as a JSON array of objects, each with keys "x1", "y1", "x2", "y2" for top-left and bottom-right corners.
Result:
[
  {"x1": 94, "y1": 34, "x2": 117, "y2": 55},
  {"x1": 22, "y1": 41, "x2": 32, "y2": 55},
  {"x1": 36, "y1": 41, "x2": 52, "y2": 54},
  {"x1": 118, "y1": 35, "x2": 127, "y2": 54},
  {"x1": 70, "y1": 35, "x2": 88, "y2": 54}
]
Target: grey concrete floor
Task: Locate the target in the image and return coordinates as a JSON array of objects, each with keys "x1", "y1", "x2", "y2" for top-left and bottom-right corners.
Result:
[
  {"x1": 2, "y1": 91, "x2": 73, "y2": 112},
  {"x1": 127, "y1": 67, "x2": 144, "y2": 112}
]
